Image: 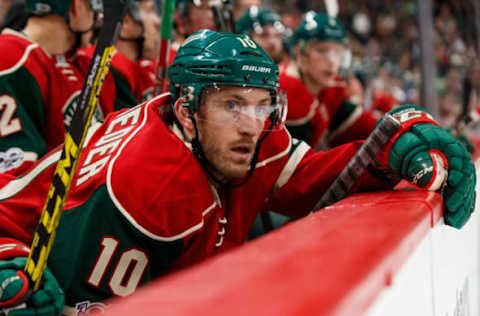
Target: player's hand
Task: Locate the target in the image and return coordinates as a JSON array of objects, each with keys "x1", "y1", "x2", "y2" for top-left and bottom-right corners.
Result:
[
  {"x1": 0, "y1": 239, "x2": 64, "y2": 316},
  {"x1": 375, "y1": 105, "x2": 476, "y2": 229}
]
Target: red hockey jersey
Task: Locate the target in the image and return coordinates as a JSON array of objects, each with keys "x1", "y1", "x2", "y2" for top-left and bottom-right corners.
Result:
[
  {"x1": 0, "y1": 94, "x2": 394, "y2": 311},
  {"x1": 0, "y1": 29, "x2": 112, "y2": 175},
  {"x1": 279, "y1": 63, "x2": 377, "y2": 150}
]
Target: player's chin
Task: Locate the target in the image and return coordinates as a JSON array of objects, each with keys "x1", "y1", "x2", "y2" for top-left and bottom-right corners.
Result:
[{"x1": 221, "y1": 161, "x2": 251, "y2": 179}]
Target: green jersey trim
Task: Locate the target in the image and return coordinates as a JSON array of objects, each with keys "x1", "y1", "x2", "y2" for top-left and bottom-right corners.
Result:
[{"x1": 328, "y1": 100, "x2": 363, "y2": 141}]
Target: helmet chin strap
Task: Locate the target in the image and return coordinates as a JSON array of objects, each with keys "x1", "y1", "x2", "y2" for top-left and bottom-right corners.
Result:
[{"x1": 189, "y1": 115, "x2": 272, "y2": 189}]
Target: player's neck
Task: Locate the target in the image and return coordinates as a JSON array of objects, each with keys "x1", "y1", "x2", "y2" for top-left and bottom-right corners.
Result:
[
  {"x1": 116, "y1": 40, "x2": 139, "y2": 62},
  {"x1": 23, "y1": 15, "x2": 75, "y2": 55}
]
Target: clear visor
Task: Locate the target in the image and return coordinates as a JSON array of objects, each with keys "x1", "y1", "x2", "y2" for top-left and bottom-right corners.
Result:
[{"x1": 193, "y1": 86, "x2": 287, "y2": 132}]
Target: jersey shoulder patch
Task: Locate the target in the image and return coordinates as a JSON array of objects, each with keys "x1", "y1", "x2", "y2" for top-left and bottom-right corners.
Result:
[{"x1": 106, "y1": 96, "x2": 216, "y2": 241}]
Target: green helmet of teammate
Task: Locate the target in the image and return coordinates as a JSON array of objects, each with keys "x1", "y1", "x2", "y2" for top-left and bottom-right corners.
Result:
[
  {"x1": 291, "y1": 11, "x2": 346, "y2": 47},
  {"x1": 168, "y1": 30, "x2": 280, "y2": 114},
  {"x1": 25, "y1": 0, "x2": 103, "y2": 16},
  {"x1": 236, "y1": 6, "x2": 285, "y2": 35}
]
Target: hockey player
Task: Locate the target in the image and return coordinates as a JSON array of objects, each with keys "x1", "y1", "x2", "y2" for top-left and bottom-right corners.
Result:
[
  {"x1": 0, "y1": 30, "x2": 475, "y2": 315},
  {"x1": 76, "y1": 0, "x2": 158, "y2": 112},
  {"x1": 0, "y1": 0, "x2": 102, "y2": 175},
  {"x1": 281, "y1": 11, "x2": 378, "y2": 150},
  {"x1": 174, "y1": 0, "x2": 216, "y2": 47},
  {"x1": 236, "y1": 6, "x2": 289, "y2": 64}
]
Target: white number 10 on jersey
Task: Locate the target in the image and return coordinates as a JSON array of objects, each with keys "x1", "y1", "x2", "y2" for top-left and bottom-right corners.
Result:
[{"x1": 87, "y1": 237, "x2": 149, "y2": 296}]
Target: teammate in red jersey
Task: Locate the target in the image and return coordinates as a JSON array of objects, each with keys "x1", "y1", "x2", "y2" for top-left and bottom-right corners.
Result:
[
  {"x1": 174, "y1": 0, "x2": 216, "y2": 42},
  {"x1": 0, "y1": 30, "x2": 475, "y2": 316},
  {"x1": 0, "y1": 0, "x2": 103, "y2": 175},
  {"x1": 281, "y1": 11, "x2": 378, "y2": 150},
  {"x1": 75, "y1": 0, "x2": 159, "y2": 113},
  {"x1": 236, "y1": 6, "x2": 290, "y2": 65}
]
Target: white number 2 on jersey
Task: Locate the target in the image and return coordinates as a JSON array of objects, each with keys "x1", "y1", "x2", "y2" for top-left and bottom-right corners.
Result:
[
  {"x1": 88, "y1": 237, "x2": 149, "y2": 296},
  {"x1": 0, "y1": 95, "x2": 21, "y2": 136}
]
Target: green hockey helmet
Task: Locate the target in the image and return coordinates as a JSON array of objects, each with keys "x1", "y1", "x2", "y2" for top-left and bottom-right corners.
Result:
[
  {"x1": 168, "y1": 30, "x2": 285, "y2": 127},
  {"x1": 291, "y1": 11, "x2": 346, "y2": 47},
  {"x1": 236, "y1": 6, "x2": 285, "y2": 35},
  {"x1": 26, "y1": 0, "x2": 103, "y2": 16}
]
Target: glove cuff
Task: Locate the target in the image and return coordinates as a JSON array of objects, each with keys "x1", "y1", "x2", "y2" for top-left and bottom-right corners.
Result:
[
  {"x1": 0, "y1": 270, "x2": 30, "y2": 308},
  {"x1": 0, "y1": 238, "x2": 30, "y2": 260}
]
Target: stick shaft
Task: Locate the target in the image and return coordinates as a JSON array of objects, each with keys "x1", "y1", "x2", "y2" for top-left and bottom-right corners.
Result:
[
  {"x1": 24, "y1": 0, "x2": 129, "y2": 291},
  {"x1": 313, "y1": 114, "x2": 400, "y2": 211}
]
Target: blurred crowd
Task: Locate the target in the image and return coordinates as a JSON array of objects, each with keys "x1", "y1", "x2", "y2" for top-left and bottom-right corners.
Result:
[
  {"x1": 271, "y1": 0, "x2": 480, "y2": 129},
  {"x1": 1, "y1": 0, "x2": 479, "y2": 129}
]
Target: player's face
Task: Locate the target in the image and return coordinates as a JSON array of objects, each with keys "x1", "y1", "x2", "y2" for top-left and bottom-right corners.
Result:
[
  {"x1": 251, "y1": 25, "x2": 284, "y2": 64},
  {"x1": 186, "y1": 1, "x2": 216, "y2": 33},
  {"x1": 196, "y1": 86, "x2": 270, "y2": 180},
  {"x1": 300, "y1": 41, "x2": 344, "y2": 88},
  {"x1": 69, "y1": 0, "x2": 96, "y2": 33},
  {"x1": 140, "y1": 0, "x2": 161, "y2": 60}
]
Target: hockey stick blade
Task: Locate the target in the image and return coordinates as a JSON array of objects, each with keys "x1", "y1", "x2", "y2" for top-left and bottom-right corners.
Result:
[
  {"x1": 23, "y1": 0, "x2": 129, "y2": 292},
  {"x1": 312, "y1": 114, "x2": 400, "y2": 212}
]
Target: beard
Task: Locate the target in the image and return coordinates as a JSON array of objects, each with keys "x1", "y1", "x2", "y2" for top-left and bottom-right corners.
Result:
[{"x1": 200, "y1": 135, "x2": 255, "y2": 181}]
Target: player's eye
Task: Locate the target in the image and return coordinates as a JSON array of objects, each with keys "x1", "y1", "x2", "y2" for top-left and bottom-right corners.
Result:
[{"x1": 224, "y1": 101, "x2": 238, "y2": 111}]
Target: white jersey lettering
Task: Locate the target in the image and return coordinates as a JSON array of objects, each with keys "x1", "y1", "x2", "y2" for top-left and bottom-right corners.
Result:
[{"x1": 76, "y1": 107, "x2": 142, "y2": 186}]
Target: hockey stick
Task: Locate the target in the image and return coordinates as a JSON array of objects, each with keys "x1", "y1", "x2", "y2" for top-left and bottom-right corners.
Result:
[
  {"x1": 453, "y1": 108, "x2": 480, "y2": 138},
  {"x1": 153, "y1": 0, "x2": 176, "y2": 96},
  {"x1": 312, "y1": 114, "x2": 400, "y2": 212},
  {"x1": 23, "y1": 0, "x2": 129, "y2": 292}
]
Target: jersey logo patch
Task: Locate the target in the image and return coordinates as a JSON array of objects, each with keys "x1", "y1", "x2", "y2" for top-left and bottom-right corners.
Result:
[
  {"x1": 74, "y1": 300, "x2": 107, "y2": 315},
  {"x1": 0, "y1": 147, "x2": 24, "y2": 172}
]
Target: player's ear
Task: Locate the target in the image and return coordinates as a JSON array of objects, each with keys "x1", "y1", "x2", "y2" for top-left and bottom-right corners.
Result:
[
  {"x1": 174, "y1": 97, "x2": 195, "y2": 139},
  {"x1": 69, "y1": 0, "x2": 89, "y2": 19},
  {"x1": 69, "y1": 0, "x2": 79, "y2": 16},
  {"x1": 120, "y1": 13, "x2": 137, "y2": 39}
]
